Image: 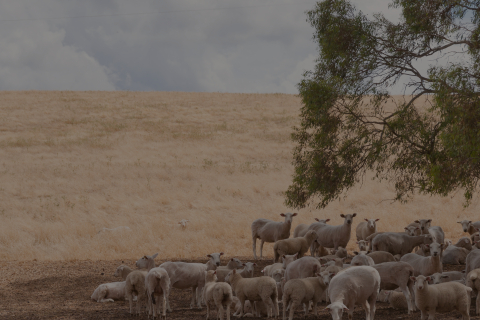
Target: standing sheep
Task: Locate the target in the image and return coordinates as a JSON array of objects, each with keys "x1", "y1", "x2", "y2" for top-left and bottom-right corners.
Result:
[
  {"x1": 273, "y1": 230, "x2": 317, "y2": 263},
  {"x1": 126, "y1": 253, "x2": 157, "y2": 315},
  {"x1": 372, "y1": 233, "x2": 433, "y2": 256},
  {"x1": 251, "y1": 212, "x2": 298, "y2": 260},
  {"x1": 367, "y1": 251, "x2": 395, "y2": 264},
  {"x1": 458, "y1": 220, "x2": 480, "y2": 235},
  {"x1": 282, "y1": 274, "x2": 328, "y2": 320},
  {"x1": 326, "y1": 266, "x2": 381, "y2": 320},
  {"x1": 145, "y1": 267, "x2": 170, "y2": 320},
  {"x1": 284, "y1": 256, "x2": 322, "y2": 282},
  {"x1": 203, "y1": 270, "x2": 233, "y2": 320},
  {"x1": 411, "y1": 275, "x2": 471, "y2": 320},
  {"x1": 293, "y1": 218, "x2": 329, "y2": 238},
  {"x1": 356, "y1": 218, "x2": 379, "y2": 241},
  {"x1": 466, "y1": 268, "x2": 480, "y2": 315},
  {"x1": 311, "y1": 213, "x2": 357, "y2": 254},
  {"x1": 400, "y1": 242, "x2": 443, "y2": 276}
]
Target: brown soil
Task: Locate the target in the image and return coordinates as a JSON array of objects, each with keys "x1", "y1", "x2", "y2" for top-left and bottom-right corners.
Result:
[{"x1": 0, "y1": 258, "x2": 475, "y2": 319}]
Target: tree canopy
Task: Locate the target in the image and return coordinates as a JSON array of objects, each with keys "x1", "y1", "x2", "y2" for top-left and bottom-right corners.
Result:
[{"x1": 285, "y1": 0, "x2": 480, "y2": 209}]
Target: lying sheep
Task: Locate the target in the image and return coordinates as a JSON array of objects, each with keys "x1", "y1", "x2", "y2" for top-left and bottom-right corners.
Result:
[
  {"x1": 428, "y1": 271, "x2": 465, "y2": 284},
  {"x1": 310, "y1": 213, "x2": 357, "y2": 253},
  {"x1": 466, "y1": 268, "x2": 480, "y2": 315},
  {"x1": 273, "y1": 230, "x2": 317, "y2": 263},
  {"x1": 455, "y1": 237, "x2": 473, "y2": 250},
  {"x1": 326, "y1": 266, "x2": 381, "y2": 320},
  {"x1": 411, "y1": 275, "x2": 471, "y2": 320},
  {"x1": 400, "y1": 242, "x2": 443, "y2": 276},
  {"x1": 251, "y1": 212, "x2": 297, "y2": 260},
  {"x1": 91, "y1": 281, "x2": 126, "y2": 303},
  {"x1": 203, "y1": 270, "x2": 233, "y2": 320},
  {"x1": 145, "y1": 267, "x2": 170, "y2": 320},
  {"x1": 372, "y1": 233, "x2": 433, "y2": 256},
  {"x1": 284, "y1": 256, "x2": 321, "y2": 282},
  {"x1": 331, "y1": 247, "x2": 347, "y2": 258},
  {"x1": 282, "y1": 273, "x2": 328, "y2": 320},
  {"x1": 356, "y1": 218, "x2": 379, "y2": 241},
  {"x1": 378, "y1": 290, "x2": 408, "y2": 310},
  {"x1": 114, "y1": 265, "x2": 133, "y2": 280},
  {"x1": 225, "y1": 269, "x2": 279, "y2": 318},
  {"x1": 372, "y1": 261, "x2": 415, "y2": 314},
  {"x1": 351, "y1": 251, "x2": 375, "y2": 266},
  {"x1": 293, "y1": 218, "x2": 329, "y2": 238},
  {"x1": 356, "y1": 240, "x2": 369, "y2": 252},
  {"x1": 261, "y1": 262, "x2": 283, "y2": 277},
  {"x1": 271, "y1": 269, "x2": 285, "y2": 283},
  {"x1": 442, "y1": 246, "x2": 470, "y2": 265},
  {"x1": 231, "y1": 297, "x2": 254, "y2": 317},
  {"x1": 466, "y1": 248, "x2": 480, "y2": 275},
  {"x1": 314, "y1": 241, "x2": 331, "y2": 257},
  {"x1": 367, "y1": 251, "x2": 395, "y2": 264}
]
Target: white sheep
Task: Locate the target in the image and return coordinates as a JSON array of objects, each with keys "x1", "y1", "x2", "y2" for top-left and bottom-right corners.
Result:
[
  {"x1": 351, "y1": 251, "x2": 375, "y2": 266},
  {"x1": 372, "y1": 232, "x2": 433, "y2": 256},
  {"x1": 465, "y1": 247, "x2": 480, "y2": 275},
  {"x1": 310, "y1": 213, "x2": 357, "y2": 253},
  {"x1": 429, "y1": 271, "x2": 465, "y2": 284},
  {"x1": 251, "y1": 212, "x2": 298, "y2": 260},
  {"x1": 367, "y1": 251, "x2": 395, "y2": 264},
  {"x1": 408, "y1": 219, "x2": 432, "y2": 234},
  {"x1": 355, "y1": 218, "x2": 379, "y2": 241},
  {"x1": 126, "y1": 254, "x2": 157, "y2": 315},
  {"x1": 356, "y1": 240, "x2": 369, "y2": 251},
  {"x1": 203, "y1": 270, "x2": 233, "y2": 320},
  {"x1": 282, "y1": 273, "x2": 328, "y2": 320},
  {"x1": 326, "y1": 266, "x2": 381, "y2": 320},
  {"x1": 273, "y1": 230, "x2": 317, "y2": 262},
  {"x1": 231, "y1": 297, "x2": 254, "y2": 317},
  {"x1": 293, "y1": 218, "x2": 330, "y2": 238},
  {"x1": 135, "y1": 253, "x2": 158, "y2": 269},
  {"x1": 91, "y1": 281, "x2": 126, "y2": 303},
  {"x1": 216, "y1": 258, "x2": 246, "y2": 282},
  {"x1": 261, "y1": 262, "x2": 283, "y2": 277},
  {"x1": 178, "y1": 219, "x2": 189, "y2": 229},
  {"x1": 113, "y1": 264, "x2": 133, "y2": 280},
  {"x1": 284, "y1": 256, "x2": 322, "y2": 282},
  {"x1": 378, "y1": 290, "x2": 408, "y2": 310},
  {"x1": 458, "y1": 219, "x2": 480, "y2": 235},
  {"x1": 145, "y1": 267, "x2": 170, "y2": 320},
  {"x1": 281, "y1": 253, "x2": 298, "y2": 269},
  {"x1": 331, "y1": 246, "x2": 348, "y2": 258},
  {"x1": 442, "y1": 246, "x2": 470, "y2": 265},
  {"x1": 466, "y1": 268, "x2": 480, "y2": 315},
  {"x1": 411, "y1": 275, "x2": 471, "y2": 320},
  {"x1": 225, "y1": 269, "x2": 279, "y2": 318},
  {"x1": 400, "y1": 242, "x2": 443, "y2": 276}
]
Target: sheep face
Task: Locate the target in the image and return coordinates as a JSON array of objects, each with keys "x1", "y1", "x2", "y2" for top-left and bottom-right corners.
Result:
[
  {"x1": 428, "y1": 273, "x2": 449, "y2": 285},
  {"x1": 365, "y1": 219, "x2": 379, "y2": 229},
  {"x1": 404, "y1": 226, "x2": 420, "y2": 236},
  {"x1": 411, "y1": 275, "x2": 430, "y2": 291},
  {"x1": 279, "y1": 212, "x2": 297, "y2": 224},
  {"x1": 113, "y1": 266, "x2": 124, "y2": 277},
  {"x1": 326, "y1": 302, "x2": 349, "y2": 320},
  {"x1": 207, "y1": 252, "x2": 224, "y2": 267},
  {"x1": 457, "y1": 220, "x2": 473, "y2": 233},
  {"x1": 242, "y1": 262, "x2": 256, "y2": 277},
  {"x1": 357, "y1": 240, "x2": 368, "y2": 251},
  {"x1": 414, "y1": 219, "x2": 432, "y2": 232},
  {"x1": 340, "y1": 213, "x2": 356, "y2": 225},
  {"x1": 428, "y1": 242, "x2": 443, "y2": 257},
  {"x1": 318, "y1": 271, "x2": 335, "y2": 285},
  {"x1": 135, "y1": 253, "x2": 158, "y2": 269}
]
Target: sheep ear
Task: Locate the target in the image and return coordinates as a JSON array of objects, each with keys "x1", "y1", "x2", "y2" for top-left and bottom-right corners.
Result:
[
  {"x1": 356, "y1": 241, "x2": 359, "y2": 244},
  {"x1": 207, "y1": 254, "x2": 212, "y2": 258},
  {"x1": 233, "y1": 269, "x2": 237, "y2": 274},
  {"x1": 253, "y1": 263, "x2": 257, "y2": 266},
  {"x1": 414, "y1": 220, "x2": 420, "y2": 223},
  {"x1": 353, "y1": 251, "x2": 359, "y2": 255},
  {"x1": 469, "y1": 220, "x2": 472, "y2": 223},
  {"x1": 462, "y1": 270, "x2": 466, "y2": 273},
  {"x1": 457, "y1": 221, "x2": 462, "y2": 224},
  {"x1": 293, "y1": 253, "x2": 298, "y2": 258},
  {"x1": 364, "y1": 218, "x2": 368, "y2": 222},
  {"x1": 325, "y1": 219, "x2": 330, "y2": 222},
  {"x1": 375, "y1": 219, "x2": 379, "y2": 221},
  {"x1": 242, "y1": 263, "x2": 246, "y2": 266},
  {"x1": 427, "y1": 219, "x2": 432, "y2": 223},
  {"x1": 352, "y1": 213, "x2": 357, "y2": 217},
  {"x1": 220, "y1": 252, "x2": 224, "y2": 256},
  {"x1": 292, "y1": 213, "x2": 298, "y2": 216},
  {"x1": 367, "y1": 250, "x2": 371, "y2": 254},
  {"x1": 340, "y1": 214, "x2": 345, "y2": 218},
  {"x1": 426, "y1": 276, "x2": 431, "y2": 281},
  {"x1": 325, "y1": 306, "x2": 331, "y2": 310},
  {"x1": 404, "y1": 227, "x2": 408, "y2": 231},
  {"x1": 410, "y1": 276, "x2": 416, "y2": 281},
  {"x1": 315, "y1": 218, "x2": 320, "y2": 221},
  {"x1": 152, "y1": 253, "x2": 158, "y2": 259},
  {"x1": 280, "y1": 213, "x2": 286, "y2": 217}
]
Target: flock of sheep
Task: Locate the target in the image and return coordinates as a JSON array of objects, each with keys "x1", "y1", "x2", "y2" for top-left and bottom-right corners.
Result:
[{"x1": 90, "y1": 212, "x2": 480, "y2": 320}]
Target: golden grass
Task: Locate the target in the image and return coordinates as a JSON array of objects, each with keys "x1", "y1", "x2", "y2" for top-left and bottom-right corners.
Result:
[{"x1": 0, "y1": 91, "x2": 476, "y2": 261}]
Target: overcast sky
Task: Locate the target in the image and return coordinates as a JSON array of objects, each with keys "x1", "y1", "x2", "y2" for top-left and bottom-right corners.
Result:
[{"x1": 0, "y1": 0, "x2": 401, "y2": 93}]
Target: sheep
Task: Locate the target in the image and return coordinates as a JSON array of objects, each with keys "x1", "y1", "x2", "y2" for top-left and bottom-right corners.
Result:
[
  {"x1": 407, "y1": 219, "x2": 432, "y2": 234},
  {"x1": 203, "y1": 270, "x2": 233, "y2": 320},
  {"x1": 91, "y1": 281, "x2": 126, "y2": 303},
  {"x1": 271, "y1": 269, "x2": 285, "y2": 283},
  {"x1": 331, "y1": 246, "x2": 347, "y2": 258},
  {"x1": 282, "y1": 253, "x2": 298, "y2": 269},
  {"x1": 126, "y1": 270, "x2": 148, "y2": 315},
  {"x1": 114, "y1": 265, "x2": 133, "y2": 280},
  {"x1": 356, "y1": 240, "x2": 369, "y2": 251},
  {"x1": 284, "y1": 256, "x2": 322, "y2": 282},
  {"x1": 445, "y1": 239, "x2": 453, "y2": 247},
  {"x1": 367, "y1": 251, "x2": 395, "y2": 264},
  {"x1": 282, "y1": 274, "x2": 328, "y2": 320},
  {"x1": 458, "y1": 219, "x2": 480, "y2": 235},
  {"x1": 225, "y1": 269, "x2": 279, "y2": 319},
  {"x1": 466, "y1": 248, "x2": 480, "y2": 276},
  {"x1": 378, "y1": 290, "x2": 408, "y2": 310},
  {"x1": 411, "y1": 275, "x2": 471, "y2": 320},
  {"x1": 293, "y1": 218, "x2": 329, "y2": 238},
  {"x1": 415, "y1": 244, "x2": 431, "y2": 256},
  {"x1": 217, "y1": 258, "x2": 243, "y2": 270},
  {"x1": 178, "y1": 219, "x2": 189, "y2": 229},
  {"x1": 356, "y1": 218, "x2": 379, "y2": 241},
  {"x1": 393, "y1": 254, "x2": 402, "y2": 261},
  {"x1": 273, "y1": 230, "x2": 317, "y2": 263},
  {"x1": 365, "y1": 231, "x2": 384, "y2": 250},
  {"x1": 145, "y1": 267, "x2": 170, "y2": 320},
  {"x1": 429, "y1": 271, "x2": 465, "y2": 284},
  {"x1": 442, "y1": 246, "x2": 470, "y2": 265},
  {"x1": 372, "y1": 232, "x2": 433, "y2": 256},
  {"x1": 466, "y1": 268, "x2": 480, "y2": 315},
  {"x1": 251, "y1": 212, "x2": 298, "y2": 260},
  {"x1": 313, "y1": 241, "x2": 330, "y2": 257},
  {"x1": 400, "y1": 242, "x2": 443, "y2": 276},
  {"x1": 159, "y1": 252, "x2": 223, "y2": 311},
  {"x1": 261, "y1": 263, "x2": 283, "y2": 277},
  {"x1": 455, "y1": 237, "x2": 473, "y2": 250},
  {"x1": 372, "y1": 261, "x2": 415, "y2": 314},
  {"x1": 326, "y1": 266, "x2": 381, "y2": 320},
  {"x1": 318, "y1": 256, "x2": 345, "y2": 267},
  {"x1": 428, "y1": 226, "x2": 445, "y2": 245},
  {"x1": 136, "y1": 253, "x2": 158, "y2": 269},
  {"x1": 404, "y1": 225, "x2": 421, "y2": 236},
  {"x1": 350, "y1": 251, "x2": 375, "y2": 266},
  {"x1": 216, "y1": 261, "x2": 254, "y2": 282},
  {"x1": 232, "y1": 297, "x2": 254, "y2": 317},
  {"x1": 310, "y1": 213, "x2": 357, "y2": 255}
]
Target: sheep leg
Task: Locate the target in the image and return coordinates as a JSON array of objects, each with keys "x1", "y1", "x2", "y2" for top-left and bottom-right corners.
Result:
[
  {"x1": 260, "y1": 240, "x2": 265, "y2": 259},
  {"x1": 161, "y1": 293, "x2": 167, "y2": 320},
  {"x1": 253, "y1": 237, "x2": 258, "y2": 260},
  {"x1": 420, "y1": 309, "x2": 427, "y2": 320},
  {"x1": 206, "y1": 299, "x2": 210, "y2": 319},
  {"x1": 237, "y1": 296, "x2": 245, "y2": 318},
  {"x1": 288, "y1": 300, "x2": 298, "y2": 320},
  {"x1": 367, "y1": 293, "x2": 376, "y2": 320},
  {"x1": 190, "y1": 287, "x2": 197, "y2": 309},
  {"x1": 427, "y1": 307, "x2": 436, "y2": 320},
  {"x1": 399, "y1": 285, "x2": 413, "y2": 314},
  {"x1": 476, "y1": 293, "x2": 480, "y2": 315},
  {"x1": 217, "y1": 301, "x2": 225, "y2": 320},
  {"x1": 99, "y1": 298, "x2": 114, "y2": 303},
  {"x1": 361, "y1": 300, "x2": 371, "y2": 320},
  {"x1": 197, "y1": 286, "x2": 204, "y2": 309},
  {"x1": 128, "y1": 293, "x2": 134, "y2": 315}
]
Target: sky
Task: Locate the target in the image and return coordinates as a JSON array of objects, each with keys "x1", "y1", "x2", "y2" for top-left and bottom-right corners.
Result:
[{"x1": 0, "y1": 0, "x2": 403, "y2": 93}]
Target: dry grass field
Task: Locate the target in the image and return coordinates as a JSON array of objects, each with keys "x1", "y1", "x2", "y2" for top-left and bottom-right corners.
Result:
[{"x1": 0, "y1": 91, "x2": 477, "y2": 262}]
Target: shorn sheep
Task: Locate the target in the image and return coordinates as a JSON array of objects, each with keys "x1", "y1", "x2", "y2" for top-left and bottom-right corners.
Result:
[
  {"x1": 145, "y1": 267, "x2": 170, "y2": 320},
  {"x1": 400, "y1": 242, "x2": 443, "y2": 276},
  {"x1": 251, "y1": 212, "x2": 297, "y2": 260},
  {"x1": 310, "y1": 213, "x2": 357, "y2": 254},
  {"x1": 126, "y1": 253, "x2": 157, "y2": 315},
  {"x1": 203, "y1": 270, "x2": 233, "y2": 320},
  {"x1": 282, "y1": 274, "x2": 328, "y2": 320},
  {"x1": 91, "y1": 281, "x2": 126, "y2": 303},
  {"x1": 411, "y1": 275, "x2": 471, "y2": 320},
  {"x1": 273, "y1": 230, "x2": 317, "y2": 263},
  {"x1": 294, "y1": 218, "x2": 330, "y2": 238},
  {"x1": 356, "y1": 218, "x2": 379, "y2": 241}
]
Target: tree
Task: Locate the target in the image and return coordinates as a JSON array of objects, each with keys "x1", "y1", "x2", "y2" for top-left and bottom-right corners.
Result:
[{"x1": 285, "y1": 0, "x2": 480, "y2": 209}]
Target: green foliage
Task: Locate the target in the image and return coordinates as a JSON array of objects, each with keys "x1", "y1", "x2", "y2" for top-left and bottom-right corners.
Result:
[{"x1": 286, "y1": 0, "x2": 480, "y2": 209}]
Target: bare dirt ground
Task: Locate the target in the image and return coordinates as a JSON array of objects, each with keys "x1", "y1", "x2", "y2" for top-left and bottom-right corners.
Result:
[{"x1": 0, "y1": 257, "x2": 474, "y2": 320}]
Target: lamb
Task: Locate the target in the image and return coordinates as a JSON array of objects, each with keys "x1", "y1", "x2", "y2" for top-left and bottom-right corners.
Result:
[
  {"x1": 145, "y1": 267, "x2": 170, "y2": 320},
  {"x1": 310, "y1": 213, "x2": 357, "y2": 254},
  {"x1": 126, "y1": 254, "x2": 157, "y2": 314},
  {"x1": 91, "y1": 281, "x2": 126, "y2": 303},
  {"x1": 313, "y1": 241, "x2": 330, "y2": 257},
  {"x1": 273, "y1": 230, "x2": 317, "y2": 262},
  {"x1": 458, "y1": 219, "x2": 480, "y2": 235},
  {"x1": 271, "y1": 269, "x2": 285, "y2": 283},
  {"x1": 350, "y1": 251, "x2": 375, "y2": 266},
  {"x1": 411, "y1": 275, "x2": 471, "y2": 320},
  {"x1": 178, "y1": 219, "x2": 189, "y2": 229},
  {"x1": 466, "y1": 268, "x2": 480, "y2": 315},
  {"x1": 293, "y1": 218, "x2": 329, "y2": 238},
  {"x1": 404, "y1": 225, "x2": 421, "y2": 236},
  {"x1": 429, "y1": 271, "x2": 465, "y2": 284},
  {"x1": 442, "y1": 246, "x2": 470, "y2": 265},
  {"x1": 203, "y1": 270, "x2": 233, "y2": 320},
  {"x1": 159, "y1": 252, "x2": 223, "y2": 311},
  {"x1": 367, "y1": 251, "x2": 395, "y2": 264},
  {"x1": 261, "y1": 263, "x2": 283, "y2": 277},
  {"x1": 400, "y1": 242, "x2": 443, "y2": 276},
  {"x1": 331, "y1": 246, "x2": 348, "y2": 258},
  {"x1": 251, "y1": 212, "x2": 297, "y2": 259},
  {"x1": 114, "y1": 265, "x2": 133, "y2": 280},
  {"x1": 357, "y1": 240, "x2": 369, "y2": 251},
  {"x1": 135, "y1": 253, "x2": 158, "y2": 269},
  {"x1": 372, "y1": 233, "x2": 433, "y2": 256},
  {"x1": 378, "y1": 290, "x2": 408, "y2": 310},
  {"x1": 282, "y1": 253, "x2": 298, "y2": 269},
  {"x1": 356, "y1": 218, "x2": 379, "y2": 241},
  {"x1": 326, "y1": 266, "x2": 381, "y2": 320},
  {"x1": 428, "y1": 226, "x2": 445, "y2": 245},
  {"x1": 231, "y1": 297, "x2": 254, "y2": 317},
  {"x1": 282, "y1": 274, "x2": 328, "y2": 320},
  {"x1": 371, "y1": 261, "x2": 416, "y2": 314},
  {"x1": 466, "y1": 249, "x2": 480, "y2": 276},
  {"x1": 225, "y1": 269, "x2": 279, "y2": 318},
  {"x1": 284, "y1": 256, "x2": 322, "y2": 282}
]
